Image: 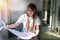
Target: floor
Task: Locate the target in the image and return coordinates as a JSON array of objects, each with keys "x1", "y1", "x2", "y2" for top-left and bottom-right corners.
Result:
[{"x1": 0, "y1": 27, "x2": 60, "y2": 40}]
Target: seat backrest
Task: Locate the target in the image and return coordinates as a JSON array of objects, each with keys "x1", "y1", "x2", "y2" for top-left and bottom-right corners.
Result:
[{"x1": 10, "y1": 10, "x2": 25, "y2": 31}]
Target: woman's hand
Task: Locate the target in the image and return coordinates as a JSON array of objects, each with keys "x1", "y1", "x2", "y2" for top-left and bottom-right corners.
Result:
[
  {"x1": 4, "y1": 25, "x2": 10, "y2": 29},
  {"x1": 32, "y1": 30, "x2": 39, "y2": 38},
  {"x1": 5, "y1": 24, "x2": 15, "y2": 29},
  {"x1": 5, "y1": 22, "x2": 20, "y2": 29},
  {"x1": 5, "y1": 25, "x2": 13, "y2": 29},
  {"x1": 27, "y1": 32, "x2": 37, "y2": 38},
  {"x1": 32, "y1": 33, "x2": 37, "y2": 38}
]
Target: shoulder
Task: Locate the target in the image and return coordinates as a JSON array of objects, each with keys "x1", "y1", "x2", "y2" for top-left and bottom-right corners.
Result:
[
  {"x1": 34, "y1": 15, "x2": 41, "y2": 25},
  {"x1": 16, "y1": 14, "x2": 26, "y2": 23},
  {"x1": 35, "y1": 15, "x2": 41, "y2": 23},
  {"x1": 35, "y1": 15, "x2": 40, "y2": 20},
  {"x1": 19, "y1": 13, "x2": 26, "y2": 18}
]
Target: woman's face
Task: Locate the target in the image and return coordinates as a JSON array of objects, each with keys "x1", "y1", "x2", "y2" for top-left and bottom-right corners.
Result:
[{"x1": 27, "y1": 8, "x2": 35, "y2": 17}]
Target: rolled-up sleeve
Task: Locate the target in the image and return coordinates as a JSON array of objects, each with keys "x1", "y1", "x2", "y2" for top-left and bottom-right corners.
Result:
[
  {"x1": 16, "y1": 15, "x2": 24, "y2": 24},
  {"x1": 35, "y1": 17, "x2": 40, "y2": 26}
]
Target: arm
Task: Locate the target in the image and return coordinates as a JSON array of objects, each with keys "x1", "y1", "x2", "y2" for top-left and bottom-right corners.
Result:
[
  {"x1": 32, "y1": 25, "x2": 40, "y2": 37},
  {"x1": 35, "y1": 25, "x2": 40, "y2": 36},
  {"x1": 6, "y1": 14, "x2": 24, "y2": 28},
  {"x1": 32, "y1": 17, "x2": 40, "y2": 37},
  {"x1": 6, "y1": 22, "x2": 21, "y2": 28}
]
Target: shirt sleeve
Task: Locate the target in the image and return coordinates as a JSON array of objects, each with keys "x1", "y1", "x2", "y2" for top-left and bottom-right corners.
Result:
[
  {"x1": 16, "y1": 14, "x2": 24, "y2": 23},
  {"x1": 35, "y1": 17, "x2": 41, "y2": 26}
]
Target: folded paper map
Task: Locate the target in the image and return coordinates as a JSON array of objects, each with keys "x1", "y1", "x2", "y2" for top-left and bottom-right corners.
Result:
[
  {"x1": 0, "y1": 21, "x2": 36, "y2": 39},
  {"x1": 8, "y1": 29, "x2": 35, "y2": 39}
]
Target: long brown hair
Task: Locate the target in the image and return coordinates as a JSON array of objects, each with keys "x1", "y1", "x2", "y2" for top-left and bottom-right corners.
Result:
[
  {"x1": 27, "y1": 3, "x2": 37, "y2": 18},
  {"x1": 26, "y1": 3, "x2": 37, "y2": 32}
]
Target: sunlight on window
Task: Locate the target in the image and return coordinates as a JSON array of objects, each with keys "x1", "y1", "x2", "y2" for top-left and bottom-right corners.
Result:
[
  {"x1": 0, "y1": 0, "x2": 8, "y2": 8},
  {"x1": 0, "y1": 0, "x2": 8, "y2": 21}
]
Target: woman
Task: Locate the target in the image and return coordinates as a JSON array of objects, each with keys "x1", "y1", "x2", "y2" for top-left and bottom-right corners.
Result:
[{"x1": 6, "y1": 3, "x2": 41, "y2": 40}]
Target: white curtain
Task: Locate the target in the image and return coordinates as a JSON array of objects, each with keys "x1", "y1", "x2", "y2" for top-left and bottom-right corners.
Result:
[{"x1": 0, "y1": 0, "x2": 9, "y2": 24}]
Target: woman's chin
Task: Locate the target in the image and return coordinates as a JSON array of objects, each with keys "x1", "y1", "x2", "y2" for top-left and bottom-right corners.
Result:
[{"x1": 29, "y1": 15, "x2": 33, "y2": 17}]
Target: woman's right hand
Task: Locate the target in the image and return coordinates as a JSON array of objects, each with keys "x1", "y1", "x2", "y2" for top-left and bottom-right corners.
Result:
[
  {"x1": 5, "y1": 23, "x2": 20, "y2": 29},
  {"x1": 5, "y1": 24, "x2": 14, "y2": 29},
  {"x1": 4, "y1": 25, "x2": 10, "y2": 29}
]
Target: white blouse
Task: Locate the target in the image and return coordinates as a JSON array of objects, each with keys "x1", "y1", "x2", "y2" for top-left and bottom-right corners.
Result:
[{"x1": 16, "y1": 14, "x2": 40, "y2": 32}]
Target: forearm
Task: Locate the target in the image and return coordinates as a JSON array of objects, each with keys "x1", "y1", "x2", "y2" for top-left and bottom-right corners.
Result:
[
  {"x1": 6, "y1": 23, "x2": 20, "y2": 28},
  {"x1": 33, "y1": 30, "x2": 39, "y2": 37},
  {"x1": 7, "y1": 24, "x2": 16, "y2": 28},
  {"x1": 35, "y1": 30, "x2": 39, "y2": 36},
  {"x1": 33, "y1": 25, "x2": 40, "y2": 37}
]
